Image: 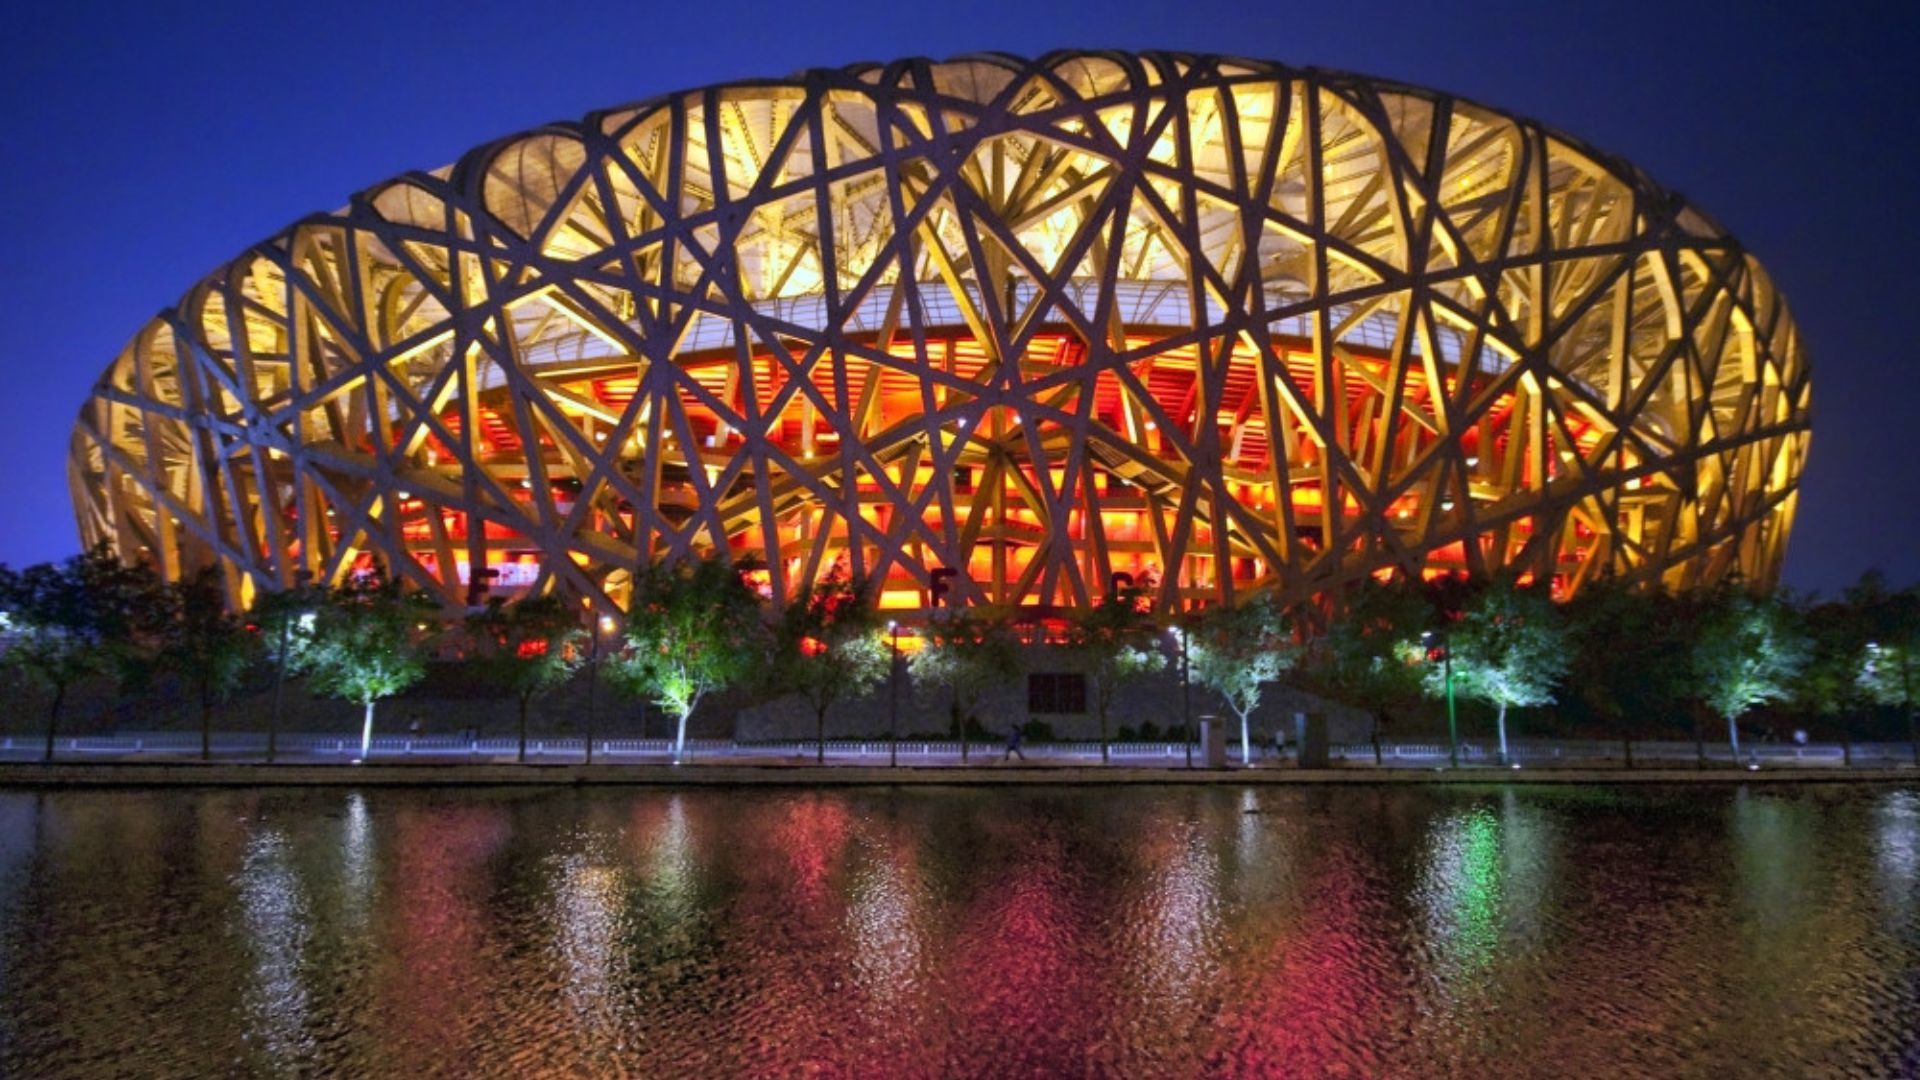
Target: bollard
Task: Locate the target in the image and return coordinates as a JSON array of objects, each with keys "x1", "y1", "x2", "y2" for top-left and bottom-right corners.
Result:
[
  {"x1": 1295, "y1": 713, "x2": 1330, "y2": 769},
  {"x1": 1198, "y1": 717, "x2": 1227, "y2": 769}
]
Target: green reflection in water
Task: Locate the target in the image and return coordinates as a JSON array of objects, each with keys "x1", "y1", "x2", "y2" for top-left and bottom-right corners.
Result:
[
  {"x1": 1427, "y1": 807, "x2": 1502, "y2": 977},
  {"x1": 1419, "y1": 792, "x2": 1555, "y2": 1000}
]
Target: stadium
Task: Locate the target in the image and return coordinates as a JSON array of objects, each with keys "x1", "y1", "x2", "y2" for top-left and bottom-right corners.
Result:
[{"x1": 68, "y1": 51, "x2": 1810, "y2": 618}]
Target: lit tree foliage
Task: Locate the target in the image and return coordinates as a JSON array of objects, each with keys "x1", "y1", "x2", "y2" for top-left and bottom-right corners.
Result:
[
  {"x1": 466, "y1": 594, "x2": 586, "y2": 763},
  {"x1": 1186, "y1": 595, "x2": 1298, "y2": 765},
  {"x1": 1426, "y1": 581, "x2": 1569, "y2": 764},
  {"x1": 140, "y1": 567, "x2": 258, "y2": 761},
  {"x1": 299, "y1": 578, "x2": 437, "y2": 760},
  {"x1": 1064, "y1": 587, "x2": 1162, "y2": 762},
  {"x1": 1691, "y1": 587, "x2": 1808, "y2": 759},
  {"x1": 607, "y1": 555, "x2": 767, "y2": 763},
  {"x1": 913, "y1": 608, "x2": 1022, "y2": 752},
  {"x1": 1794, "y1": 590, "x2": 1871, "y2": 740},
  {"x1": 1850, "y1": 571, "x2": 1920, "y2": 762},
  {"x1": 251, "y1": 578, "x2": 326, "y2": 762},
  {"x1": 1561, "y1": 575, "x2": 1694, "y2": 741},
  {"x1": 773, "y1": 573, "x2": 891, "y2": 763},
  {"x1": 1302, "y1": 577, "x2": 1432, "y2": 736},
  {"x1": 0, "y1": 546, "x2": 154, "y2": 762}
]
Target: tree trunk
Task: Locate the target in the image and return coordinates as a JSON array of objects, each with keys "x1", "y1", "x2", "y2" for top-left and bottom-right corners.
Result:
[
  {"x1": 42, "y1": 684, "x2": 66, "y2": 764},
  {"x1": 1239, "y1": 711, "x2": 1252, "y2": 769},
  {"x1": 1098, "y1": 693, "x2": 1109, "y2": 764},
  {"x1": 672, "y1": 691, "x2": 699, "y2": 764},
  {"x1": 816, "y1": 704, "x2": 827, "y2": 765},
  {"x1": 957, "y1": 691, "x2": 968, "y2": 764},
  {"x1": 1908, "y1": 705, "x2": 1918, "y2": 768},
  {"x1": 359, "y1": 701, "x2": 377, "y2": 761},
  {"x1": 584, "y1": 667, "x2": 595, "y2": 766},
  {"x1": 517, "y1": 696, "x2": 530, "y2": 764},
  {"x1": 1726, "y1": 713, "x2": 1743, "y2": 765},
  {"x1": 1623, "y1": 736, "x2": 1634, "y2": 770},
  {"x1": 1496, "y1": 701, "x2": 1510, "y2": 766},
  {"x1": 200, "y1": 698, "x2": 212, "y2": 762},
  {"x1": 1694, "y1": 717, "x2": 1706, "y2": 768}
]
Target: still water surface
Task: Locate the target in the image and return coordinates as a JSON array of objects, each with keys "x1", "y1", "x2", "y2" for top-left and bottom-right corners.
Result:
[{"x1": 0, "y1": 783, "x2": 1916, "y2": 1077}]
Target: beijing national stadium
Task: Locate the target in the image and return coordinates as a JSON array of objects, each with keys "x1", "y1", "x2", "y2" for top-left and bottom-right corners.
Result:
[{"x1": 67, "y1": 51, "x2": 1810, "y2": 618}]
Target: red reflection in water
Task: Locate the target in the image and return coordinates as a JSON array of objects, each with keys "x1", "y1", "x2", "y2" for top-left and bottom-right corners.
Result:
[
  {"x1": 720, "y1": 794, "x2": 866, "y2": 1073},
  {"x1": 773, "y1": 795, "x2": 853, "y2": 910},
  {"x1": 382, "y1": 805, "x2": 510, "y2": 1066},
  {"x1": 1207, "y1": 843, "x2": 1394, "y2": 1074},
  {"x1": 946, "y1": 826, "x2": 1106, "y2": 1075}
]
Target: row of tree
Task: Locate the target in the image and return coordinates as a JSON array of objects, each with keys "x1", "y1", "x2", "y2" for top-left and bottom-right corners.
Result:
[{"x1": 4, "y1": 547, "x2": 1918, "y2": 766}]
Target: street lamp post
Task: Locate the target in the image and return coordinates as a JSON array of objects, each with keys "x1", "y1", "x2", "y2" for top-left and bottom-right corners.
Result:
[
  {"x1": 888, "y1": 620, "x2": 900, "y2": 768},
  {"x1": 585, "y1": 615, "x2": 615, "y2": 765},
  {"x1": 1424, "y1": 630, "x2": 1459, "y2": 768},
  {"x1": 1177, "y1": 626, "x2": 1192, "y2": 769},
  {"x1": 270, "y1": 613, "x2": 293, "y2": 764}
]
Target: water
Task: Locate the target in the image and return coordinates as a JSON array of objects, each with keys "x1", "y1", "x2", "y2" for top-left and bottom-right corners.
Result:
[{"x1": 0, "y1": 784, "x2": 1916, "y2": 1077}]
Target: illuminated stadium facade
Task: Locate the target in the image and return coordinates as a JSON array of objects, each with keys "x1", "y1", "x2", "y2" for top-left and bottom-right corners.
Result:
[{"x1": 69, "y1": 52, "x2": 1810, "y2": 617}]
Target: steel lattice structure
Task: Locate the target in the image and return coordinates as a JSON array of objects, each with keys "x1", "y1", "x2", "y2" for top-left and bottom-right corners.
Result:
[{"x1": 70, "y1": 51, "x2": 1810, "y2": 617}]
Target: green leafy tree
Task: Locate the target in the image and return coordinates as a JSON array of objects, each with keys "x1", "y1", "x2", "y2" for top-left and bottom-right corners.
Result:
[
  {"x1": 141, "y1": 567, "x2": 258, "y2": 761},
  {"x1": 1793, "y1": 590, "x2": 1870, "y2": 754},
  {"x1": 1186, "y1": 595, "x2": 1299, "y2": 766},
  {"x1": 1848, "y1": 571, "x2": 1920, "y2": 764},
  {"x1": 466, "y1": 594, "x2": 586, "y2": 763},
  {"x1": 251, "y1": 576, "x2": 325, "y2": 762},
  {"x1": 1692, "y1": 587, "x2": 1809, "y2": 761},
  {"x1": 0, "y1": 546, "x2": 154, "y2": 762},
  {"x1": 299, "y1": 578, "x2": 437, "y2": 760},
  {"x1": 774, "y1": 574, "x2": 891, "y2": 763},
  {"x1": 607, "y1": 554, "x2": 767, "y2": 764},
  {"x1": 1562, "y1": 575, "x2": 1695, "y2": 744},
  {"x1": 1301, "y1": 576, "x2": 1432, "y2": 740},
  {"x1": 913, "y1": 608, "x2": 1022, "y2": 760},
  {"x1": 1426, "y1": 580, "x2": 1569, "y2": 764},
  {"x1": 1064, "y1": 588, "x2": 1162, "y2": 763}
]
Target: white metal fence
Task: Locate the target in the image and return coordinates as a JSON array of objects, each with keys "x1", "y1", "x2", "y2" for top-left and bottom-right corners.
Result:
[{"x1": 1, "y1": 731, "x2": 1914, "y2": 769}]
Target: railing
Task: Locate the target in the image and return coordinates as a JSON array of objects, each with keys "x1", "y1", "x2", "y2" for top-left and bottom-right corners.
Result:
[{"x1": 0, "y1": 731, "x2": 1914, "y2": 770}]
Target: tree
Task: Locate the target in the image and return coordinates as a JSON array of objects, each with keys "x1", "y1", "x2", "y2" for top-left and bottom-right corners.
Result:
[
  {"x1": 251, "y1": 576, "x2": 325, "y2": 762},
  {"x1": 1301, "y1": 576, "x2": 1432, "y2": 744},
  {"x1": 0, "y1": 547, "x2": 153, "y2": 762},
  {"x1": 1063, "y1": 588, "x2": 1162, "y2": 763},
  {"x1": 773, "y1": 574, "x2": 891, "y2": 764},
  {"x1": 1793, "y1": 591, "x2": 1870, "y2": 757},
  {"x1": 140, "y1": 567, "x2": 258, "y2": 761},
  {"x1": 1426, "y1": 580, "x2": 1569, "y2": 765},
  {"x1": 607, "y1": 554, "x2": 767, "y2": 764},
  {"x1": 913, "y1": 608, "x2": 1022, "y2": 761},
  {"x1": 1562, "y1": 575, "x2": 1695, "y2": 745},
  {"x1": 298, "y1": 578, "x2": 436, "y2": 760},
  {"x1": 1186, "y1": 595, "x2": 1298, "y2": 766},
  {"x1": 1849, "y1": 571, "x2": 1920, "y2": 765},
  {"x1": 466, "y1": 595, "x2": 586, "y2": 763},
  {"x1": 1691, "y1": 587, "x2": 1808, "y2": 763}
]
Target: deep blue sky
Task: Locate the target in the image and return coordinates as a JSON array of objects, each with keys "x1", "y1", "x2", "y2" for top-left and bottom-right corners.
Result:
[{"x1": 2, "y1": 0, "x2": 1914, "y2": 596}]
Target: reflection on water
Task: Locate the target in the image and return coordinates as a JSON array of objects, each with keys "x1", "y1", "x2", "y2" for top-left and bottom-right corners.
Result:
[
  {"x1": 1878, "y1": 789, "x2": 1919, "y2": 915},
  {"x1": 236, "y1": 829, "x2": 313, "y2": 1063},
  {"x1": 0, "y1": 783, "x2": 1916, "y2": 1076}
]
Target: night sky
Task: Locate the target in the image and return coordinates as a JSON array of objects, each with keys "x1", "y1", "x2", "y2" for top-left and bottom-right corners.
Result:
[{"x1": 3, "y1": 0, "x2": 1914, "y2": 596}]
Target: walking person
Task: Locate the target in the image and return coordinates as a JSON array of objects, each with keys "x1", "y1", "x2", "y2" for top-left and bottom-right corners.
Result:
[{"x1": 1002, "y1": 722, "x2": 1026, "y2": 763}]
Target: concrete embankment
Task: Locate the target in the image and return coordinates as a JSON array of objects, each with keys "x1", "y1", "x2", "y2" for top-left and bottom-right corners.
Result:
[{"x1": 0, "y1": 761, "x2": 1915, "y2": 788}]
